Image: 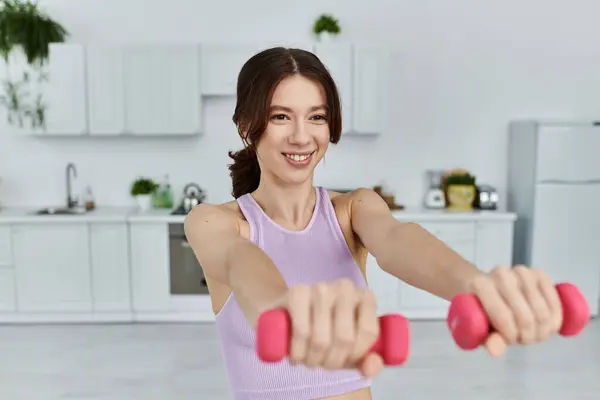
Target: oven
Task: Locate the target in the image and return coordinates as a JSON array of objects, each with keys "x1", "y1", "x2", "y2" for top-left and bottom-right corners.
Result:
[{"x1": 168, "y1": 223, "x2": 209, "y2": 296}]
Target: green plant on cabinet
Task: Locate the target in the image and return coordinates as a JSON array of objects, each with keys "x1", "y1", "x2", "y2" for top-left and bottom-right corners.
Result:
[
  {"x1": 0, "y1": 0, "x2": 68, "y2": 130},
  {"x1": 312, "y1": 14, "x2": 341, "y2": 40}
]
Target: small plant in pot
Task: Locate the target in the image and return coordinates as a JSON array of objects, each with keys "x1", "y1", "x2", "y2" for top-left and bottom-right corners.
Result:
[
  {"x1": 312, "y1": 14, "x2": 341, "y2": 42},
  {"x1": 444, "y1": 170, "x2": 477, "y2": 211},
  {"x1": 130, "y1": 177, "x2": 158, "y2": 211}
]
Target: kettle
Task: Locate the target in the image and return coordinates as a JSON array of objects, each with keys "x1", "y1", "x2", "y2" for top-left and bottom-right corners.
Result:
[{"x1": 181, "y1": 182, "x2": 206, "y2": 213}]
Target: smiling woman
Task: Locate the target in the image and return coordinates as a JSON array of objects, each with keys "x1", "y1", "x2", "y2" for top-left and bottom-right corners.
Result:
[
  {"x1": 183, "y1": 46, "x2": 582, "y2": 400},
  {"x1": 227, "y1": 47, "x2": 342, "y2": 199}
]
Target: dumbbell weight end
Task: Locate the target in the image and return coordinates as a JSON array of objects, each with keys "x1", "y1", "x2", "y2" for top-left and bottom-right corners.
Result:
[
  {"x1": 256, "y1": 309, "x2": 410, "y2": 366},
  {"x1": 447, "y1": 282, "x2": 591, "y2": 350}
]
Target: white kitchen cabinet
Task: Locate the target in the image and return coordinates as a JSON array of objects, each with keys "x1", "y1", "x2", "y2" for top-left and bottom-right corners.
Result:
[
  {"x1": 39, "y1": 44, "x2": 88, "y2": 135},
  {"x1": 475, "y1": 221, "x2": 514, "y2": 271},
  {"x1": 314, "y1": 44, "x2": 388, "y2": 135},
  {"x1": 86, "y1": 44, "x2": 202, "y2": 136},
  {"x1": 365, "y1": 253, "x2": 399, "y2": 314},
  {"x1": 12, "y1": 223, "x2": 92, "y2": 312},
  {"x1": 129, "y1": 222, "x2": 171, "y2": 312},
  {"x1": 0, "y1": 225, "x2": 12, "y2": 267},
  {"x1": 85, "y1": 46, "x2": 126, "y2": 135},
  {"x1": 0, "y1": 44, "x2": 88, "y2": 136},
  {"x1": 0, "y1": 224, "x2": 15, "y2": 312},
  {"x1": 366, "y1": 218, "x2": 516, "y2": 319},
  {"x1": 351, "y1": 45, "x2": 388, "y2": 135},
  {"x1": 199, "y1": 42, "x2": 313, "y2": 96},
  {"x1": 0, "y1": 269, "x2": 16, "y2": 312},
  {"x1": 122, "y1": 45, "x2": 202, "y2": 135},
  {"x1": 313, "y1": 44, "x2": 353, "y2": 134},
  {"x1": 200, "y1": 44, "x2": 265, "y2": 96},
  {"x1": 89, "y1": 223, "x2": 131, "y2": 312},
  {"x1": 397, "y1": 222, "x2": 475, "y2": 316}
]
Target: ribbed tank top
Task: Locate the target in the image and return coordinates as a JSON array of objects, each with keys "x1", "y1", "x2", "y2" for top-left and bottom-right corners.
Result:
[{"x1": 214, "y1": 186, "x2": 372, "y2": 400}]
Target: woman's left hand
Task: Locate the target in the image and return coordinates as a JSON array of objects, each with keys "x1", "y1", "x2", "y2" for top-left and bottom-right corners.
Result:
[{"x1": 468, "y1": 265, "x2": 564, "y2": 357}]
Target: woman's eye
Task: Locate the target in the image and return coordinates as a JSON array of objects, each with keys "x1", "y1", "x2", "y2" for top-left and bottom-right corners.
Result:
[
  {"x1": 312, "y1": 115, "x2": 327, "y2": 121},
  {"x1": 271, "y1": 114, "x2": 288, "y2": 120}
]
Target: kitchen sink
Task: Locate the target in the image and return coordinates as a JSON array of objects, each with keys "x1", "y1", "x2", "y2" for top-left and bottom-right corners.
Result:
[{"x1": 33, "y1": 207, "x2": 87, "y2": 216}]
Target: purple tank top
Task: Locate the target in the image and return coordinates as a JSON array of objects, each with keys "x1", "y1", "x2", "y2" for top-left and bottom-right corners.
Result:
[{"x1": 214, "y1": 186, "x2": 372, "y2": 399}]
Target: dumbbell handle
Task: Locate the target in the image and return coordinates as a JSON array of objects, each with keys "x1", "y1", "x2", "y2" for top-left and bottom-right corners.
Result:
[
  {"x1": 256, "y1": 309, "x2": 410, "y2": 366},
  {"x1": 447, "y1": 282, "x2": 591, "y2": 350}
]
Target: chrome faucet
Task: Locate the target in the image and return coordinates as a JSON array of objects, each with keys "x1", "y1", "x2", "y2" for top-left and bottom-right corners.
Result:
[{"x1": 66, "y1": 162, "x2": 78, "y2": 208}]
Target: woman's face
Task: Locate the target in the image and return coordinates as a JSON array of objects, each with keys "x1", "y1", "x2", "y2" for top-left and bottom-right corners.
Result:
[{"x1": 254, "y1": 74, "x2": 331, "y2": 186}]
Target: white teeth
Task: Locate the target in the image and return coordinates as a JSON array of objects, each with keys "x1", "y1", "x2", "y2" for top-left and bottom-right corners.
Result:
[{"x1": 285, "y1": 153, "x2": 311, "y2": 162}]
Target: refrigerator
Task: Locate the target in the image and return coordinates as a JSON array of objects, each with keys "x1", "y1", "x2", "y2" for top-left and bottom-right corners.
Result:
[{"x1": 507, "y1": 120, "x2": 600, "y2": 316}]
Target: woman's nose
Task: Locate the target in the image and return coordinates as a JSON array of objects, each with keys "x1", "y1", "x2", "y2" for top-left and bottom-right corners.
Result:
[{"x1": 289, "y1": 122, "x2": 312, "y2": 145}]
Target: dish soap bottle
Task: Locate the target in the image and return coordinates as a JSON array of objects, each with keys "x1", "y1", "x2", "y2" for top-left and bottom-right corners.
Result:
[
  {"x1": 84, "y1": 186, "x2": 96, "y2": 211},
  {"x1": 157, "y1": 174, "x2": 173, "y2": 208}
]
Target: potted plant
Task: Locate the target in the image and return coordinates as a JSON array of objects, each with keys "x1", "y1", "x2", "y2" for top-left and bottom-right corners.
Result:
[
  {"x1": 444, "y1": 170, "x2": 477, "y2": 211},
  {"x1": 312, "y1": 14, "x2": 341, "y2": 42},
  {"x1": 130, "y1": 177, "x2": 158, "y2": 211},
  {"x1": 0, "y1": 0, "x2": 68, "y2": 129}
]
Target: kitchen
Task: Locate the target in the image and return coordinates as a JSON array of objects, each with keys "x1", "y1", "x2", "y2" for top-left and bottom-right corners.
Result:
[
  {"x1": 0, "y1": 35, "x2": 527, "y2": 324},
  {"x1": 0, "y1": 41, "x2": 597, "y2": 323},
  {"x1": 0, "y1": 1, "x2": 599, "y2": 398},
  {"x1": 0, "y1": 162, "x2": 519, "y2": 323}
]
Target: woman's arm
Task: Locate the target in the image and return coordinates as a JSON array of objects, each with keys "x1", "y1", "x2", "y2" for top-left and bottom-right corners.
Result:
[
  {"x1": 184, "y1": 203, "x2": 288, "y2": 328},
  {"x1": 349, "y1": 188, "x2": 483, "y2": 301}
]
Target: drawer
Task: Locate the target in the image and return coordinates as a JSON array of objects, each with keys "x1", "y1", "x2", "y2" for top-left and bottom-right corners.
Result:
[
  {"x1": 0, "y1": 225, "x2": 12, "y2": 266},
  {"x1": 536, "y1": 125, "x2": 600, "y2": 183},
  {"x1": 0, "y1": 268, "x2": 16, "y2": 312},
  {"x1": 418, "y1": 222, "x2": 476, "y2": 241}
]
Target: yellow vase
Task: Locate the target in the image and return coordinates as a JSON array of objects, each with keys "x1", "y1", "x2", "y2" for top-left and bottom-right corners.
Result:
[{"x1": 447, "y1": 184, "x2": 475, "y2": 211}]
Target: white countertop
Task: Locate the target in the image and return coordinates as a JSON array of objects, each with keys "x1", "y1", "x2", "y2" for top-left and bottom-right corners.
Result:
[
  {"x1": 127, "y1": 207, "x2": 186, "y2": 223},
  {"x1": 0, "y1": 206, "x2": 134, "y2": 223},
  {"x1": 391, "y1": 206, "x2": 517, "y2": 222},
  {"x1": 0, "y1": 205, "x2": 516, "y2": 224}
]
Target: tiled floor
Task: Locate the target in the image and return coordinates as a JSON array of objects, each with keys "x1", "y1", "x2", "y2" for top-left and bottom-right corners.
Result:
[{"x1": 0, "y1": 319, "x2": 598, "y2": 399}]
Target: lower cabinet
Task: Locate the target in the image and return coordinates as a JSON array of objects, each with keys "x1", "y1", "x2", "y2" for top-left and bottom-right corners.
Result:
[
  {"x1": 0, "y1": 214, "x2": 515, "y2": 323},
  {"x1": 366, "y1": 219, "x2": 515, "y2": 319},
  {"x1": 0, "y1": 221, "x2": 131, "y2": 322}
]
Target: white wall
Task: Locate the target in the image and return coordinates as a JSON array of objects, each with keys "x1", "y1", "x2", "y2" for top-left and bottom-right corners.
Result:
[{"x1": 2, "y1": 0, "x2": 600, "y2": 208}]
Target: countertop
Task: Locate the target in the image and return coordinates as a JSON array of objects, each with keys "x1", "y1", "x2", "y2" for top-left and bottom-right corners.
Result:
[
  {"x1": 0, "y1": 206, "x2": 134, "y2": 223},
  {"x1": 391, "y1": 206, "x2": 517, "y2": 222},
  {"x1": 0, "y1": 205, "x2": 516, "y2": 224}
]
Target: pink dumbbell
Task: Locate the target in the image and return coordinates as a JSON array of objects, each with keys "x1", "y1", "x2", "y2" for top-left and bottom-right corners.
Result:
[
  {"x1": 256, "y1": 309, "x2": 410, "y2": 366},
  {"x1": 447, "y1": 282, "x2": 591, "y2": 350}
]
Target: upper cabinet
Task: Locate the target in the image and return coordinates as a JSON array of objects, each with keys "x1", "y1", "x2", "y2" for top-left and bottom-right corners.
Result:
[
  {"x1": 0, "y1": 44, "x2": 87, "y2": 135},
  {"x1": 121, "y1": 45, "x2": 202, "y2": 135},
  {"x1": 41, "y1": 44, "x2": 88, "y2": 135},
  {"x1": 313, "y1": 44, "x2": 353, "y2": 135},
  {"x1": 314, "y1": 44, "x2": 388, "y2": 136},
  {"x1": 199, "y1": 42, "x2": 313, "y2": 97},
  {"x1": 0, "y1": 44, "x2": 202, "y2": 136},
  {"x1": 86, "y1": 45, "x2": 126, "y2": 135},
  {"x1": 86, "y1": 44, "x2": 202, "y2": 136},
  {"x1": 200, "y1": 44, "x2": 265, "y2": 96},
  {"x1": 0, "y1": 42, "x2": 389, "y2": 138}
]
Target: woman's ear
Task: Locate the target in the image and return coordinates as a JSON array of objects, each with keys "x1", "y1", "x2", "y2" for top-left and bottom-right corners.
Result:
[{"x1": 237, "y1": 123, "x2": 249, "y2": 142}]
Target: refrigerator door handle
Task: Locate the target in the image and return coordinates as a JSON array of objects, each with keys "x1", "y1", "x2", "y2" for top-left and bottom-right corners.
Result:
[{"x1": 539, "y1": 179, "x2": 600, "y2": 185}]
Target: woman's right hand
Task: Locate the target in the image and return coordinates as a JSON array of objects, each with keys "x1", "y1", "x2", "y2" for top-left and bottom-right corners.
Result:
[{"x1": 270, "y1": 278, "x2": 383, "y2": 377}]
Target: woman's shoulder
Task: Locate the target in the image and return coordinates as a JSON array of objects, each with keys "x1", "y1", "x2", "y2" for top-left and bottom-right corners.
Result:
[
  {"x1": 325, "y1": 187, "x2": 381, "y2": 214},
  {"x1": 186, "y1": 200, "x2": 244, "y2": 220},
  {"x1": 184, "y1": 200, "x2": 249, "y2": 237}
]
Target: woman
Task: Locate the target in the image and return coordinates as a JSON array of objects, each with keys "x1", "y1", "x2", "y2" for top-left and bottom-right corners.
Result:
[{"x1": 185, "y1": 47, "x2": 564, "y2": 400}]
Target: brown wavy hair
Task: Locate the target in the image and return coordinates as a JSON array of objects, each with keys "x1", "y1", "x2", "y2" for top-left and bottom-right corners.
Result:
[{"x1": 228, "y1": 47, "x2": 342, "y2": 198}]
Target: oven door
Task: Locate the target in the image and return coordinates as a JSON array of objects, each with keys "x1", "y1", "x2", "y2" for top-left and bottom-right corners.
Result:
[{"x1": 169, "y1": 223, "x2": 209, "y2": 296}]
